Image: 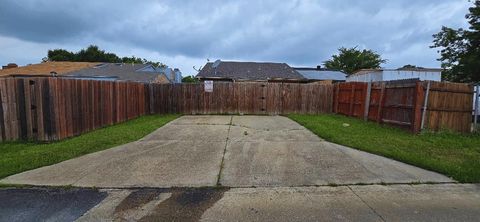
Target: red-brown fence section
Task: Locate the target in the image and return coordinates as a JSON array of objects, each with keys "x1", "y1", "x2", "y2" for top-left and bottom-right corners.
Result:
[{"x1": 333, "y1": 80, "x2": 474, "y2": 133}]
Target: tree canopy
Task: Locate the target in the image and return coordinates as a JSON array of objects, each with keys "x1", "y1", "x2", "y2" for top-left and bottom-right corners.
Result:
[
  {"x1": 323, "y1": 47, "x2": 387, "y2": 75},
  {"x1": 181, "y1": 75, "x2": 199, "y2": 83},
  {"x1": 398, "y1": 64, "x2": 425, "y2": 70},
  {"x1": 431, "y1": 0, "x2": 480, "y2": 83},
  {"x1": 44, "y1": 45, "x2": 165, "y2": 67}
]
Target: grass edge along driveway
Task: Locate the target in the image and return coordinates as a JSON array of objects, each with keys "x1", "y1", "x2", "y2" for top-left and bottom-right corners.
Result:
[
  {"x1": 0, "y1": 114, "x2": 179, "y2": 180},
  {"x1": 288, "y1": 114, "x2": 480, "y2": 183}
]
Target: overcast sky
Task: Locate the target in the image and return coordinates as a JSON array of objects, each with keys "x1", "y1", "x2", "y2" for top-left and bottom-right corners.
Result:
[{"x1": 0, "y1": 0, "x2": 471, "y2": 75}]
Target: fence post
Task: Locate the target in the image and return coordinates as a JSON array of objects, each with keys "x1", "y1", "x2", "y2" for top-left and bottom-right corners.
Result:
[
  {"x1": 474, "y1": 85, "x2": 479, "y2": 131},
  {"x1": 412, "y1": 81, "x2": 425, "y2": 133},
  {"x1": 349, "y1": 84, "x2": 355, "y2": 116},
  {"x1": 148, "y1": 83, "x2": 153, "y2": 114},
  {"x1": 334, "y1": 84, "x2": 339, "y2": 113},
  {"x1": 364, "y1": 81, "x2": 372, "y2": 121},
  {"x1": 376, "y1": 83, "x2": 385, "y2": 123},
  {"x1": 420, "y1": 81, "x2": 431, "y2": 130}
]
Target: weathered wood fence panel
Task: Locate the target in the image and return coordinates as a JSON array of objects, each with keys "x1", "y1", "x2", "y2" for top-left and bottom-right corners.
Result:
[
  {"x1": 150, "y1": 82, "x2": 333, "y2": 115},
  {"x1": 0, "y1": 78, "x2": 149, "y2": 141},
  {"x1": 333, "y1": 80, "x2": 474, "y2": 133},
  {"x1": 425, "y1": 82, "x2": 473, "y2": 132}
]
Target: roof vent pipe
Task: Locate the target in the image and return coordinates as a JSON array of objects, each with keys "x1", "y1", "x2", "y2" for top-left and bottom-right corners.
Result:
[{"x1": 212, "y1": 59, "x2": 221, "y2": 75}]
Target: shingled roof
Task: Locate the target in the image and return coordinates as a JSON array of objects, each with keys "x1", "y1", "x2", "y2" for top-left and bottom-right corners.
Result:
[
  {"x1": 65, "y1": 63, "x2": 172, "y2": 83},
  {"x1": 196, "y1": 61, "x2": 305, "y2": 81},
  {"x1": 294, "y1": 67, "x2": 346, "y2": 81},
  {"x1": 0, "y1": 62, "x2": 100, "y2": 77}
]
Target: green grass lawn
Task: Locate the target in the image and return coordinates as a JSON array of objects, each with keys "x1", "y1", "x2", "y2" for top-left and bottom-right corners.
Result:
[
  {"x1": 288, "y1": 114, "x2": 480, "y2": 183},
  {"x1": 0, "y1": 114, "x2": 179, "y2": 180}
]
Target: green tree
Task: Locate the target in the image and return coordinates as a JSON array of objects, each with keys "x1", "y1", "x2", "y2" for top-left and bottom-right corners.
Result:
[
  {"x1": 431, "y1": 0, "x2": 480, "y2": 83},
  {"x1": 182, "y1": 75, "x2": 199, "y2": 83},
  {"x1": 121, "y1": 56, "x2": 144, "y2": 64},
  {"x1": 121, "y1": 56, "x2": 166, "y2": 67},
  {"x1": 46, "y1": 45, "x2": 165, "y2": 67},
  {"x1": 76, "y1": 45, "x2": 119, "y2": 63},
  {"x1": 323, "y1": 47, "x2": 387, "y2": 75},
  {"x1": 47, "y1": 49, "x2": 76, "y2": 61},
  {"x1": 398, "y1": 64, "x2": 424, "y2": 70}
]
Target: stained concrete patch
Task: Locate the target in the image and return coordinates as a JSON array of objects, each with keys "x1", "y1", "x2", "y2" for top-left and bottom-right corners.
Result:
[
  {"x1": 200, "y1": 187, "x2": 382, "y2": 222},
  {"x1": 0, "y1": 188, "x2": 107, "y2": 222},
  {"x1": 140, "y1": 188, "x2": 228, "y2": 222},
  {"x1": 76, "y1": 189, "x2": 132, "y2": 222},
  {"x1": 115, "y1": 189, "x2": 165, "y2": 213},
  {"x1": 114, "y1": 189, "x2": 172, "y2": 221},
  {"x1": 350, "y1": 184, "x2": 480, "y2": 221}
]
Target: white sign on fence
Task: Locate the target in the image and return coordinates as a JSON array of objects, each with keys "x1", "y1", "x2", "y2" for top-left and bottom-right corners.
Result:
[{"x1": 204, "y1": 80, "x2": 213, "y2": 92}]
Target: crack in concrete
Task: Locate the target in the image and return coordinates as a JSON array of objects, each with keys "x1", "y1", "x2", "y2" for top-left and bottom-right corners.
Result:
[
  {"x1": 347, "y1": 185, "x2": 387, "y2": 222},
  {"x1": 216, "y1": 116, "x2": 233, "y2": 186}
]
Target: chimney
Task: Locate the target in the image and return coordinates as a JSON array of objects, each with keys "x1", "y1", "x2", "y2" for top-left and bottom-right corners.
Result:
[{"x1": 2, "y1": 63, "x2": 18, "y2": 69}]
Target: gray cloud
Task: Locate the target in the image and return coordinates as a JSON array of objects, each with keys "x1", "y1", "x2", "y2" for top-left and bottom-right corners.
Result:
[
  {"x1": 0, "y1": 0, "x2": 472, "y2": 72},
  {"x1": 0, "y1": 1, "x2": 92, "y2": 42}
]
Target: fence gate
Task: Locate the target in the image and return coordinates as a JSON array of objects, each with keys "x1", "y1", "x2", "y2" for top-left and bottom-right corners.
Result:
[
  {"x1": 256, "y1": 83, "x2": 267, "y2": 114},
  {"x1": 235, "y1": 83, "x2": 267, "y2": 115}
]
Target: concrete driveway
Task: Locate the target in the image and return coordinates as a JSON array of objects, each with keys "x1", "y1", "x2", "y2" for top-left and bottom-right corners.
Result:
[
  {"x1": 1, "y1": 115, "x2": 452, "y2": 188},
  {"x1": 3, "y1": 115, "x2": 480, "y2": 222}
]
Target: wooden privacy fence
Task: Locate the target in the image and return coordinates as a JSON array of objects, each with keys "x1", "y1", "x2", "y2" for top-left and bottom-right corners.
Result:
[
  {"x1": 0, "y1": 77, "x2": 474, "y2": 141},
  {"x1": 150, "y1": 82, "x2": 333, "y2": 115},
  {"x1": 0, "y1": 78, "x2": 334, "y2": 141},
  {"x1": 333, "y1": 80, "x2": 474, "y2": 133},
  {"x1": 0, "y1": 77, "x2": 149, "y2": 141}
]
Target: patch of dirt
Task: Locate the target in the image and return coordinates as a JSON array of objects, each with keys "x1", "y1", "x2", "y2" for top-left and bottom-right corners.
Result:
[{"x1": 139, "y1": 187, "x2": 229, "y2": 222}]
